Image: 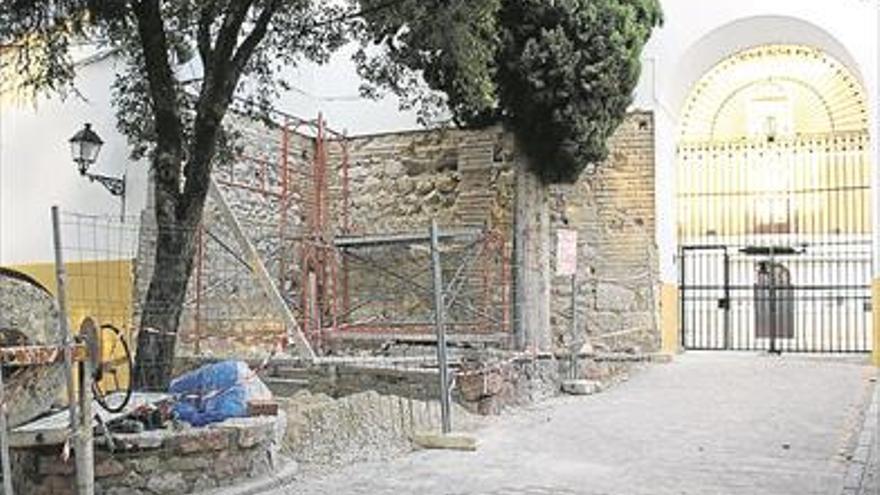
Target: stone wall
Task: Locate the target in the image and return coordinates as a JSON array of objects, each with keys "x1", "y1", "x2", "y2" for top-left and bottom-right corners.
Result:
[
  {"x1": 326, "y1": 127, "x2": 514, "y2": 335},
  {"x1": 549, "y1": 111, "x2": 659, "y2": 354},
  {"x1": 135, "y1": 112, "x2": 657, "y2": 357},
  {"x1": 134, "y1": 113, "x2": 317, "y2": 359},
  {"x1": 331, "y1": 127, "x2": 514, "y2": 234},
  {"x1": 11, "y1": 414, "x2": 284, "y2": 495}
]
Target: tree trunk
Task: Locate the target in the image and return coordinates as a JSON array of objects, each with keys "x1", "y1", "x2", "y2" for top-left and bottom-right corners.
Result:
[
  {"x1": 513, "y1": 153, "x2": 552, "y2": 352},
  {"x1": 132, "y1": 214, "x2": 198, "y2": 391}
]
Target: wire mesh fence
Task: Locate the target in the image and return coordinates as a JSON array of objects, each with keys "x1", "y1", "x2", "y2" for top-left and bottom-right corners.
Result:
[
  {"x1": 332, "y1": 227, "x2": 510, "y2": 338},
  {"x1": 49, "y1": 205, "x2": 466, "y2": 431}
]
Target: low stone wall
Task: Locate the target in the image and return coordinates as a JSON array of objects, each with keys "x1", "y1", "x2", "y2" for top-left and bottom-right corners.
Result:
[{"x1": 11, "y1": 414, "x2": 285, "y2": 495}]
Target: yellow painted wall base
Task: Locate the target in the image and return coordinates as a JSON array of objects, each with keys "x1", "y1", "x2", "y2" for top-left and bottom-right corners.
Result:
[
  {"x1": 10, "y1": 260, "x2": 134, "y2": 333},
  {"x1": 660, "y1": 283, "x2": 680, "y2": 356},
  {"x1": 872, "y1": 278, "x2": 880, "y2": 367},
  {"x1": 6, "y1": 260, "x2": 135, "y2": 393}
]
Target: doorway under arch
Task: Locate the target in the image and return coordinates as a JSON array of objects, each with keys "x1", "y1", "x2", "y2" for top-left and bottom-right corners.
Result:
[{"x1": 676, "y1": 44, "x2": 873, "y2": 353}]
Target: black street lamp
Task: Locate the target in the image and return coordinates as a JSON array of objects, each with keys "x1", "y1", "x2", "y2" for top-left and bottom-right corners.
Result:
[{"x1": 69, "y1": 123, "x2": 125, "y2": 197}]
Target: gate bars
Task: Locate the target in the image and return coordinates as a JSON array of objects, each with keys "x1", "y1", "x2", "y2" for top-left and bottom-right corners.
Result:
[
  {"x1": 677, "y1": 131, "x2": 873, "y2": 354},
  {"x1": 680, "y1": 242, "x2": 872, "y2": 353}
]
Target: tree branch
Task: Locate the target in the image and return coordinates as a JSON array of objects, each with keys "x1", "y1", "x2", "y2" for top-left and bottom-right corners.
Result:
[
  {"x1": 230, "y1": 0, "x2": 279, "y2": 76},
  {"x1": 181, "y1": 0, "x2": 281, "y2": 221},
  {"x1": 132, "y1": 0, "x2": 184, "y2": 205},
  {"x1": 196, "y1": 0, "x2": 218, "y2": 73},
  {"x1": 210, "y1": 0, "x2": 255, "y2": 66}
]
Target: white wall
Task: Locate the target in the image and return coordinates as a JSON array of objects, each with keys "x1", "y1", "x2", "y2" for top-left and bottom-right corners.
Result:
[
  {"x1": 640, "y1": 0, "x2": 880, "y2": 282},
  {"x1": 0, "y1": 55, "x2": 148, "y2": 264},
  {"x1": 0, "y1": 46, "x2": 418, "y2": 266}
]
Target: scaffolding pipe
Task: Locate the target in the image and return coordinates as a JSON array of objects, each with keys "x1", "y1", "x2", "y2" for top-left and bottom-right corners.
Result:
[{"x1": 430, "y1": 219, "x2": 452, "y2": 434}]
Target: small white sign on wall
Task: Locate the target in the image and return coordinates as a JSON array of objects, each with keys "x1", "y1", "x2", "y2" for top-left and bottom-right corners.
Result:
[{"x1": 556, "y1": 229, "x2": 578, "y2": 276}]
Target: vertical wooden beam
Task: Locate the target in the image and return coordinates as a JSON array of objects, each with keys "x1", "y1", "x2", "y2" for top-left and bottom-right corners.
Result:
[
  {"x1": 0, "y1": 353, "x2": 15, "y2": 495},
  {"x1": 76, "y1": 319, "x2": 96, "y2": 495},
  {"x1": 513, "y1": 156, "x2": 551, "y2": 352}
]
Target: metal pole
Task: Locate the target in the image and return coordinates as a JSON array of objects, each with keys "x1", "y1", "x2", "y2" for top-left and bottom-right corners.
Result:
[
  {"x1": 723, "y1": 247, "x2": 731, "y2": 350},
  {"x1": 430, "y1": 220, "x2": 452, "y2": 434},
  {"x1": 51, "y1": 207, "x2": 81, "y2": 466},
  {"x1": 769, "y1": 247, "x2": 778, "y2": 355},
  {"x1": 0, "y1": 352, "x2": 15, "y2": 495},
  {"x1": 119, "y1": 173, "x2": 127, "y2": 223},
  {"x1": 570, "y1": 273, "x2": 577, "y2": 379},
  {"x1": 679, "y1": 247, "x2": 687, "y2": 350}
]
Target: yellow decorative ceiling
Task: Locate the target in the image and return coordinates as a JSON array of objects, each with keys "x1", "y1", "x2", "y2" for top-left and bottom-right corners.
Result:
[{"x1": 679, "y1": 45, "x2": 869, "y2": 143}]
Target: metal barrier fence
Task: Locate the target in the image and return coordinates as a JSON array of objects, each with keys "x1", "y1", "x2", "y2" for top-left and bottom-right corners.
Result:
[{"x1": 46, "y1": 204, "x2": 461, "y2": 421}]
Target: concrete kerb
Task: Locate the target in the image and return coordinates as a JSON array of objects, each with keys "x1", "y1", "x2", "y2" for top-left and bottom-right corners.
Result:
[
  {"x1": 194, "y1": 459, "x2": 300, "y2": 495},
  {"x1": 411, "y1": 431, "x2": 478, "y2": 451},
  {"x1": 841, "y1": 372, "x2": 879, "y2": 495}
]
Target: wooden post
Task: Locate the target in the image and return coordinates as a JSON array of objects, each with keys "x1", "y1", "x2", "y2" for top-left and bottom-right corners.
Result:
[
  {"x1": 76, "y1": 320, "x2": 96, "y2": 495},
  {"x1": 0, "y1": 354, "x2": 15, "y2": 495}
]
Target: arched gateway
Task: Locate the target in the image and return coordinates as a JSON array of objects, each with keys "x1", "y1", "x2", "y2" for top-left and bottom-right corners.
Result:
[{"x1": 677, "y1": 44, "x2": 872, "y2": 352}]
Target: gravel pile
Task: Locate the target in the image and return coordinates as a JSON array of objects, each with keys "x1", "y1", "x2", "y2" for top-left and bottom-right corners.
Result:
[{"x1": 279, "y1": 390, "x2": 478, "y2": 472}]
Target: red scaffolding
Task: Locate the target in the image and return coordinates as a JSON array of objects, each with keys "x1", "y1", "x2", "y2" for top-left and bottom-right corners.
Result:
[{"x1": 192, "y1": 111, "x2": 510, "y2": 354}]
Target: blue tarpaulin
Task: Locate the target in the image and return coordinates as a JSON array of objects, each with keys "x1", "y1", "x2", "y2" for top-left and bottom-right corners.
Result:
[{"x1": 169, "y1": 360, "x2": 272, "y2": 427}]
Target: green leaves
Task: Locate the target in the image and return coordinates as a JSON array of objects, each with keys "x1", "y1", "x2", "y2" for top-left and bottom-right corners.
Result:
[
  {"x1": 355, "y1": 0, "x2": 662, "y2": 183},
  {"x1": 354, "y1": 0, "x2": 502, "y2": 126}
]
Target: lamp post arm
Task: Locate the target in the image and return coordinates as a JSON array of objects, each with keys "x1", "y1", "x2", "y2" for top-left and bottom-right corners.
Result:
[{"x1": 85, "y1": 172, "x2": 126, "y2": 197}]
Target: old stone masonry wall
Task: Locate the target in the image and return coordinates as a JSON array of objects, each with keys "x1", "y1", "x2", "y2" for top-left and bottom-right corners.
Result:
[
  {"x1": 135, "y1": 111, "x2": 658, "y2": 356},
  {"x1": 332, "y1": 113, "x2": 658, "y2": 352},
  {"x1": 550, "y1": 112, "x2": 659, "y2": 354}
]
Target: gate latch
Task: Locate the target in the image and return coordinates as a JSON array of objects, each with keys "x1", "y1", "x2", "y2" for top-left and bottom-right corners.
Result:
[{"x1": 717, "y1": 297, "x2": 730, "y2": 310}]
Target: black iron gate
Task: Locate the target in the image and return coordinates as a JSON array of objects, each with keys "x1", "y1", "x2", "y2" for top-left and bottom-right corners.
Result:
[{"x1": 680, "y1": 242, "x2": 872, "y2": 353}]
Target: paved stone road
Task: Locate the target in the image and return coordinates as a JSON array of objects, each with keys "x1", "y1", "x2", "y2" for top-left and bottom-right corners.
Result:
[{"x1": 271, "y1": 353, "x2": 876, "y2": 495}]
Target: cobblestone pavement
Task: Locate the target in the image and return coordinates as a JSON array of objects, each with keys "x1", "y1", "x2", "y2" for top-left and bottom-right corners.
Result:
[{"x1": 268, "y1": 353, "x2": 876, "y2": 495}]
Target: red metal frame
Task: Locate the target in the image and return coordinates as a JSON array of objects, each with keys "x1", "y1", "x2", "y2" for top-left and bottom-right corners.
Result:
[{"x1": 195, "y1": 110, "x2": 511, "y2": 353}]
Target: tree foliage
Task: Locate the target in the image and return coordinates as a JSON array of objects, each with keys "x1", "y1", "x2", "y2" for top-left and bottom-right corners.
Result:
[
  {"x1": 355, "y1": 0, "x2": 662, "y2": 183},
  {"x1": 0, "y1": 0, "x2": 348, "y2": 390}
]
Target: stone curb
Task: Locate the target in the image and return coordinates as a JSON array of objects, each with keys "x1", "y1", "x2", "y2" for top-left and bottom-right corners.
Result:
[
  {"x1": 841, "y1": 374, "x2": 878, "y2": 495},
  {"x1": 194, "y1": 459, "x2": 299, "y2": 495},
  {"x1": 412, "y1": 432, "x2": 478, "y2": 451}
]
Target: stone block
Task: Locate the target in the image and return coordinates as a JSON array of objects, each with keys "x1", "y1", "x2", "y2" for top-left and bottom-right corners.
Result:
[
  {"x1": 146, "y1": 472, "x2": 188, "y2": 495},
  {"x1": 561, "y1": 379, "x2": 602, "y2": 396},
  {"x1": 171, "y1": 429, "x2": 230, "y2": 454},
  {"x1": 94, "y1": 457, "x2": 126, "y2": 478},
  {"x1": 412, "y1": 432, "x2": 478, "y2": 451},
  {"x1": 115, "y1": 430, "x2": 166, "y2": 450},
  {"x1": 217, "y1": 416, "x2": 277, "y2": 449},
  {"x1": 131, "y1": 455, "x2": 160, "y2": 474},
  {"x1": 173, "y1": 454, "x2": 213, "y2": 472},
  {"x1": 38, "y1": 455, "x2": 75, "y2": 476}
]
